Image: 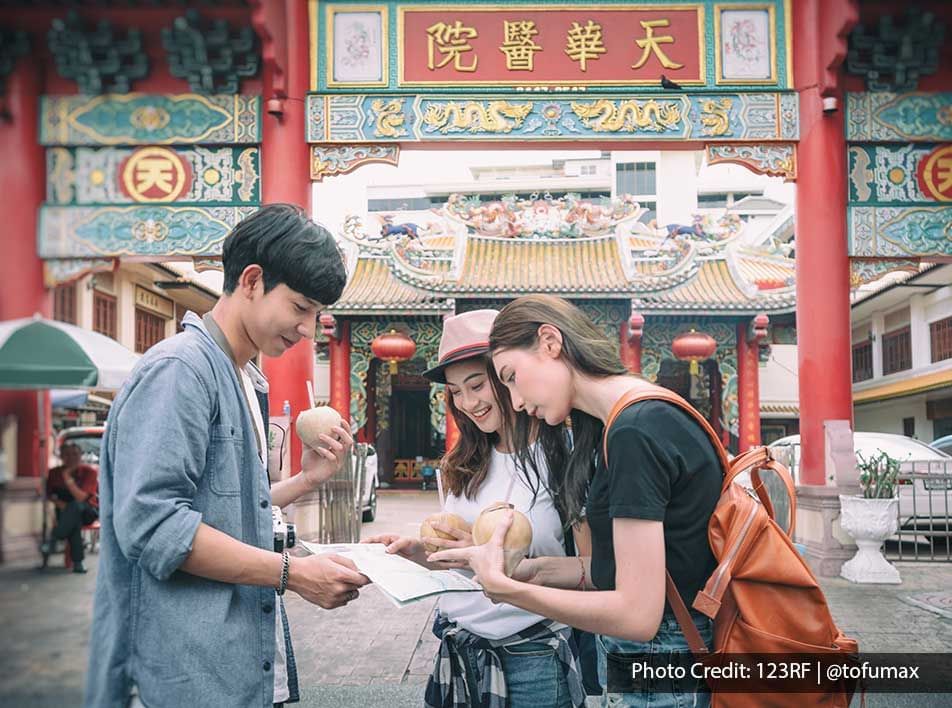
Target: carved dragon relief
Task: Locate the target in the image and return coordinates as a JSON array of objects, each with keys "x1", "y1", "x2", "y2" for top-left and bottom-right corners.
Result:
[
  {"x1": 370, "y1": 99, "x2": 408, "y2": 139},
  {"x1": 421, "y1": 101, "x2": 533, "y2": 134},
  {"x1": 570, "y1": 99, "x2": 682, "y2": 133},
  {"x1": 699, "y1": 98, "x2": 733, "y2": 137}
]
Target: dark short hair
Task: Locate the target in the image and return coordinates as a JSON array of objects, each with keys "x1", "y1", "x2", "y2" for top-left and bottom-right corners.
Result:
[{"x1": 222, "y1": 204, "x2": 347, "y2": 305}]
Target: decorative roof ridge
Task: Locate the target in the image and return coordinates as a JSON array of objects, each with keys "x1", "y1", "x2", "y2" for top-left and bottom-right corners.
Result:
[
  {"x1": 627, "y1": 242, "x2": 703, "y2": 293},
  {"x1": 387, "y1": 249, "x2": 448, "y2": 295},
  {"x1": 631, "y1": 295, "x2": 798, "y2": 315},
  {"x1": 734, "y1": 245, "x2": 796, "y2": 265},
  {"x1": 465, "y1": 232, "x2": 620, "y2": 245},
  {"x1": 725, "y1": 248, "x2": 767, "y2": 299},
  {"x1": 387, "y1": 243, "x2": 452, "y2": 283}
]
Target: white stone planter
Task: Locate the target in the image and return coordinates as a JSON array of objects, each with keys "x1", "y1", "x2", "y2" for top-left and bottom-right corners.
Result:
[{"x1": 838, "y1": 495, "x2": 901, "y2": 584}]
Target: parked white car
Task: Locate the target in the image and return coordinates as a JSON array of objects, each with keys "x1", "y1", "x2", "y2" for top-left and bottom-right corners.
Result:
[
  {"x1": 361, "y1": 444, "x2": 379, "y2": 522},
  {"x1": 768, "y1": 433, "x2": 951, "y2": 538}
]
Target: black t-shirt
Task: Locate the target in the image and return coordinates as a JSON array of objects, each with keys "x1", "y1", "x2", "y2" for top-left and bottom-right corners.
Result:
[{"x1": 586, "y1": 400, "x2": 722, "y2": 609}]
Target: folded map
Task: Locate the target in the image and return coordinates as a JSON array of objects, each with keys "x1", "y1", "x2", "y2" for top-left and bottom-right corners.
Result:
[{"x1": 299, "y1": 541, "x2": 482, "y2": 608}]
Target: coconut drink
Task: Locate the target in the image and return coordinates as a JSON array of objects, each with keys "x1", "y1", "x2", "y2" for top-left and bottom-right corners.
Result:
[
  {"x1": 295, "y1": 405, "x2": 342, "y2": 450},
  {"x1": 420, "y1": 512, "x2": 471, "y2": 554},
  {"x1": 472, "y1": 501, "x2": 533, "y2": 576}
]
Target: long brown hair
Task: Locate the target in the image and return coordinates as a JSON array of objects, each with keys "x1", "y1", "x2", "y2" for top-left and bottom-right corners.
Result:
[
  {"x1": 440, "y1": 354, "x2": 570, "y2": 520},
  {"x1": 489, "y1": 295, "x2": 628, "y2": 523}
]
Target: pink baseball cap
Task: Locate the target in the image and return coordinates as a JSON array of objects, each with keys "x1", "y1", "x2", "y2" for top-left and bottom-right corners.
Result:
[{"x1": 422, "y1": 309, "x2": 499, "y2": 383}]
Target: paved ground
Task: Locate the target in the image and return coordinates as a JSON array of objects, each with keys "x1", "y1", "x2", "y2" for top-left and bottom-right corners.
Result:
[{"x1": 1, "y1": 489, "x2": 951, "y2": 707}]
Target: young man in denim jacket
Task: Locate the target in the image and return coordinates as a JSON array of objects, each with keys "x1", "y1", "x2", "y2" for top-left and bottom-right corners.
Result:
[{"x1": 85, "y1": 204, "x2": 369, "y2": 708}]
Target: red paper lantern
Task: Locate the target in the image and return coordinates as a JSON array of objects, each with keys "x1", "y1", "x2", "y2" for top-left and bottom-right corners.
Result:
[
  {"x1": 672, "y1": 329, "x2": 717, "y2": 375},
  {"x1": 371, "y1": 330, "x2": 416, "y2": 374}
]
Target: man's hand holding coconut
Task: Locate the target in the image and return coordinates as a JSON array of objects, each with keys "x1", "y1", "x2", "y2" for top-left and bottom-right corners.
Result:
[{"x1": 296, "y1": 405, "x2": 353, "y2": 489}]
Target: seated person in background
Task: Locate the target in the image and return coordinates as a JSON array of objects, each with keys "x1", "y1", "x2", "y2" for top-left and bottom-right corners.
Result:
[{"x1": 42, "y1": 441, "x2": 99, "y2": 573}]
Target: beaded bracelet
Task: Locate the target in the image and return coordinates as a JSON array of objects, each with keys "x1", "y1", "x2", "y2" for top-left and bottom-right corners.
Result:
[
  {"x1": 277, "y1": 550, "x2": 290, "y2": 596},
  {"x1": 575, "y1": 556, "x2": 586, "y2": 591}
]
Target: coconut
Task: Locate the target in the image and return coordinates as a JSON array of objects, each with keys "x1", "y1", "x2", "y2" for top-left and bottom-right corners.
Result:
[
  {"x1": 472, "y1": 501, "x2": 533, "y2": 576},
  {"x1": 295, "y1": 405, "x2": 343, "y2": 450},
  {"x1": 420, "y1": 512, "x2": 471, "y2": 554}
]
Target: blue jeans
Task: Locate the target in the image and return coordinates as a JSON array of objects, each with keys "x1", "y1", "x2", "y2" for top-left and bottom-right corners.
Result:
[
  {"x1": 458, "y1": 641, "x2": 573, "y2": 708},
  {"x1": 596, "y1": 613, "x2": 713, "y2": 708}
]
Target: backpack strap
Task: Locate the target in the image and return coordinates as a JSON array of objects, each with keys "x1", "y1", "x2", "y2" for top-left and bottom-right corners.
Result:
[
  {"x1": 603, "y1": 386, "x2": 730, "y2": 476},
  {"x1": 603, "y1": 386, "x2": 797, "y2": 534},
  {"x1": 665, "y1": 570, "x2": 710, "y2": 656},
  {"x1": 729, "y1": 446, "x2": 798, "y2": 538}
]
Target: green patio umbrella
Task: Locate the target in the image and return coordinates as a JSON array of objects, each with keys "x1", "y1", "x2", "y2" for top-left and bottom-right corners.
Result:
[
  {"x1": 0, "y1": 316, "x2": 139, "y2": 390},
  {"x1": 0, "y1": 315, "x2": 138, "y2": 569}
]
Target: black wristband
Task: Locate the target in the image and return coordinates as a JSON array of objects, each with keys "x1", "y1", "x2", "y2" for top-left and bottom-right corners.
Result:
[{"x1": 277, "y1": 550, "x2": 290, "y2": 596}]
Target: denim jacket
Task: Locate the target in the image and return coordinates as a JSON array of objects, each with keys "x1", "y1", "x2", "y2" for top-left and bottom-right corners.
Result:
[{"x1": 85, "y1": 312, "x2": 279, "y2": 708}]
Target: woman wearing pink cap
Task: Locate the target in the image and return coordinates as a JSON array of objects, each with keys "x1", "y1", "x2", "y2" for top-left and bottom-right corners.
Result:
[{"x1": 365, "y1": 309, "x2": 587, "y2": 708}]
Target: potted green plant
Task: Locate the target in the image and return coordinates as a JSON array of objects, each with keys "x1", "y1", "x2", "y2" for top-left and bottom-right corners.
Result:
[{"x1": 839, "y1": 450, "x2": 902, "y2": 584}]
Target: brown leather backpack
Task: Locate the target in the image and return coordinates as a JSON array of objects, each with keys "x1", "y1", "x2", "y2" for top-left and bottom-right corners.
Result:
[{"x1": 603, "y1": 386, "x2": 859, "y2": 707}]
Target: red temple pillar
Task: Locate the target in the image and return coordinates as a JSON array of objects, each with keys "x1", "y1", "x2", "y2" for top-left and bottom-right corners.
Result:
[
  {"x1": 0, "y1": 61, "x2": 50, "y2": 479},
  {"x1": 737, "y1": 315, "x2": 768, "y2": 452},
  {"x1": 620, "y1": 310, "x2": 644, "y2": 375},
  {"x1": 445, "y1": 390, "x2": 460, "y2": 453},
  {"x1": 328, "y1": 320, "x2": 351, "y2": 424},
  {"x1": 794, "y1": 0, "x2": 857, "y2": 486},
  {"x1": 257, "y1": 0, "x2": 313, "y2": 474}
]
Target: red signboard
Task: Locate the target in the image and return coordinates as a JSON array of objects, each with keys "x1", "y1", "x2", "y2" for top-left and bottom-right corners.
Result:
[{"x1": 398, "y1": 5, "x2": 704, "y2": 86}]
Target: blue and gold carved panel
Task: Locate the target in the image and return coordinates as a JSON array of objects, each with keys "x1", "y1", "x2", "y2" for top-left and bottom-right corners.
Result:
[
  {"x1": 848, "y1": 206, "x2": 952, "y2": 259},
  {"x1": 847, "y1": 144, "x2": 952, "y2": 205},
  {"x1": 846, "y1": 92, "x2": 952, "y2": 143},
  {"x1": 38, "y1": 205, "x2": 257, "y2": 259},
  {"x1": 46, "y1": 146, "x2": 260, "y2": 206},
  {"x1": 311, "y1": 144, "x2": 400, "y2": 181},
  {"x1": 40, "y1": 94, "x2": 261, "y2": 146},
  {"x1": 305, "y1": 92, "x2": 797, "y2": 142}
]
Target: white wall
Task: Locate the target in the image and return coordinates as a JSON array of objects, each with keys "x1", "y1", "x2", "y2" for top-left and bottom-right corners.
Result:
[
  {"x1": 116, "y1": 272, "x2": 136, "y2": 352},
  {"x1": 655, "y1": 152, "x2": 698, "y2": 225},
  {"x1": 314, "y1": 358, "x2": 331, "y2": 403},
  {"x1": 76, "y1": 275, "x2": 94, "y2": 330},
  {"x1": 925, "y1": 286, "x2": 952, "y2": 332},
  {"x1": 854, "y1": 394, "x2": 933, "y2": 440},
  {"x1": 759, "y1": 344, "x2": 799, "y2": 405}
]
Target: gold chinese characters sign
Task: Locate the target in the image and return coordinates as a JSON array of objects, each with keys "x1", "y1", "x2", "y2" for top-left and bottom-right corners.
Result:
[
  {"x1": 134, "y1": 286, "x2": 174, "y2": 319},
  {"x1": 398, "y1": 5, "x2": 704, "y2": 86}
]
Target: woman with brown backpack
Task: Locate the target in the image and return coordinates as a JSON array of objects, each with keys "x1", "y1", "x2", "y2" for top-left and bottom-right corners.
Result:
[
  {"x1": 431, "y1": 294, "x2": 720, "y2": 707},
  {"x1": 431, "y1": 294, "x2": 857, "y2": 708}
]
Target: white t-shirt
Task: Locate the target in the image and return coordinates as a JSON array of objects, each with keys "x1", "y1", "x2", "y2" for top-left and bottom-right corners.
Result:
[
  {"x1": 240, "y1": 369, "x2": 289, "y2": 704},
  {"x1": 439, "y1": 446, "x2": 566, "y2": 640}
]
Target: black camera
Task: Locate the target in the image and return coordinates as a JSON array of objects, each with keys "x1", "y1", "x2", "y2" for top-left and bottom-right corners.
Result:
[{"x1": 272, "y1": 506, "x2": 296, "y2": 553}]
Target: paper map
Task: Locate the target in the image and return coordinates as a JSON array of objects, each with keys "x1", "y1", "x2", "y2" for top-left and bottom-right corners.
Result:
[{"x1": 299, "y1": 542, "x2": 482, "y2": 608}]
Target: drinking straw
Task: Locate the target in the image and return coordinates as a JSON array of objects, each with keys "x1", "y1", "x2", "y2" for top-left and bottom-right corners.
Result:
[
  {"x1": 305, "y1": 380, "x2": 316, "y2": 409},
  {"x1": 503, "y1": 474, "x2": 516, "y2": 504},
  {"x1": 436, "y1": 467, "x2": 445, "y2": 510}
]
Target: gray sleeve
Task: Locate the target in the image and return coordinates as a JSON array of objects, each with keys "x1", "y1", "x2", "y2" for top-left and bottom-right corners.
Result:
[{"x1": 110, "y1": 356, "x2": 213, "y2": 580}]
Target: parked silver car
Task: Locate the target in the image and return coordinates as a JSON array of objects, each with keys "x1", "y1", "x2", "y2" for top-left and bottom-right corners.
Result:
[
  {"x1": 767, "y1": 433, "x2": 952, "y2": 538},
  {"x1": 932, "y1": 435, "x2": 952, "y2": 456},
  {"x1": 361, "y1": 444, "x2": 379, "y2": 522}
]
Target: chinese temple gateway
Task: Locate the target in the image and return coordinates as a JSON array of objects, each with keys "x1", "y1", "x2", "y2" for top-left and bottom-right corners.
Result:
[
  {"x1": 1, "y1": 0, "x2": 950, "y2": 575},
  {"x1": 328, "y1": 195, "x2": 798, "y2": 481}
]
